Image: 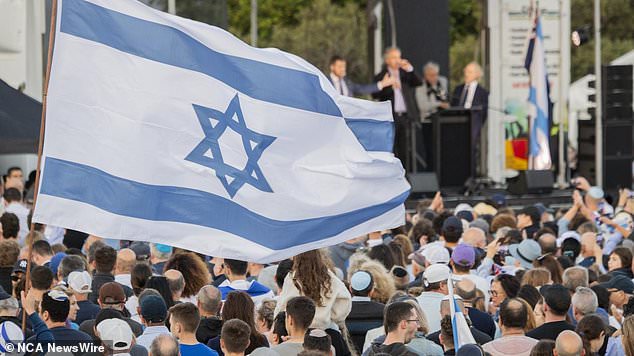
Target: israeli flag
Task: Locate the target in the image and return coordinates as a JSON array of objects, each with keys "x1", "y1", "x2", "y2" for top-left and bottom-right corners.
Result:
[
  {"x1": 447, "y1": 275, "x2": 476, "y2": 349},
  {"x1": 33, "y1": 0, "x2": 409, "y2": 262},
  {"x1": 524, "y1": 13, "x2": 552, "y2": 170}
]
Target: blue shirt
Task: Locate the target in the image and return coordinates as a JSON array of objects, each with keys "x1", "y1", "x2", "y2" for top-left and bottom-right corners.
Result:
[{"x1": 180, "y1": 343, "x2": 219, "y2": 356}]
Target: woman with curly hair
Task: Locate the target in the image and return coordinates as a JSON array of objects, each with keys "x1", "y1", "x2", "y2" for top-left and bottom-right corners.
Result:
[
  {"x1": 163, "y1": 252, "x2": 211, "y2": 301},
  {"x1": 275, "y1": 249, "x2": 351, "y2": 330},
  {"x1": 208, "y1": 291, "x2": 268, "y2": 355}
]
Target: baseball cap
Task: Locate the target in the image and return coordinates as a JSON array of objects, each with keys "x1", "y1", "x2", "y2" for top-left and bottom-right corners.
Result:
[
  {"x1": 534, "y1": 203, "x2": 554, "y2": 216},
  {"x1": 0, "y1": 321, "x2": 24, "y2": 353},
  {"x1": 423, "y1": 242, "x2": 451, "y2": 264},
  {"x1": 49, "y1": 252, "x2": 67, "y2": 276},
  {"x1": 469, "y1": 219, "x2": 490, "y2": 235},
  {"x1": 455, "y1": 203, "x2": 474, "y2": 214},
  {"x1": 456, "y1": 210, "x2": 474, "y2": 223},
  {"x1": 139, "y1": 295, "x2": 167, "y2": 323},
  {"x1": 442, "y1": 216, "x2": 464, "y2": 234},
  {"x1": 99, "y1": 282, "x2": 126, "y2": 304},
  {"x1": 130, "y1": 242, "x2": 151, "y2": 260},
  {"x1": 508, "y1": 239, "x2": 541, "y2": 269},
  {"x1": 153, "y1": 243, "x2": 173, "y2": 254},
  {"x1": 451, "y1": 244, "x2": 476, "y2": 268},
  {"x1": 556, "y1": 231, "x2": 580, "y2": 248},
  {"x1": 97, "y1": 318, "x2": 133, "y2": 351},
  {"x1": 423, "y1": 264, "x2": 451, "y2": 284},
  {"x1": 350, "y1": 271, "x2": 374, "y2": 292},
  {"x1": 12, "y1": 259, "x2": 28, "y2": 274},
  {"x1": 599, "y1": 275, "x2": 634, "y2": 294},
  {"x1": 473, "y1": 202, "x2": 497, "y2": 216},
  {"x1": 540, "y1": 284, "x2": 571, "y2": 315},
  {"x1": 491, "y1": 193, "x2": 506, "y2": 207},
  {"x1": 67, "y1": 271, "x2": 92, "y2": 294}
]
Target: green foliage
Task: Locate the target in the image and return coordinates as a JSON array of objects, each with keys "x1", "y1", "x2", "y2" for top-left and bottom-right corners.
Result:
[
  {"x1": 266, "y1": 0, "x2": 369, "y2": 81},
  {"x1": 448, "y1": 1, "x2": 483, "y2": 85},
  {"x1": 449, "y1": 34, "x2": 478, "y2": 86},
  {"x1": 570, "y1": 0, "x2": 634, "y2": 81}
]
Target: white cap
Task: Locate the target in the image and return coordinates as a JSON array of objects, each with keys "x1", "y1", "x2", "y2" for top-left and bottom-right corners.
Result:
[
  {"x1": 421, "y1": 242, "x2": 450, "y2": 265},
  {"x1": 67, "y1": 271, "x2": 92, "y2": 294},
  {"x1": 455, "y1": 203, "x2": 473, "y2": 214},
  {"x1": 97, "y1": 319, "x2": 133, "y2": 351},
  {"x1": 556, "y1": 231, "x2": 581, "y2": 248},
  {"x1": 423, "y1": 264, "x2": 451, "y2": 284}
]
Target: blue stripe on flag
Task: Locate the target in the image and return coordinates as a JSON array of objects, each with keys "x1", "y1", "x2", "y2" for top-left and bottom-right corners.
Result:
[
  {"x1": 60, "y1": 0, "x2": 341, "y2": 117},
  {"x1": 40, "y1": 157, "x2": 408, "y2": 250},
  {"x1": 344, "y1": 119, "x2": 394, "y2": 152}
]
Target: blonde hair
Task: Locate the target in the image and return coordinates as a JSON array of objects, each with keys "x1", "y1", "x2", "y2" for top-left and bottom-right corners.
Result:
[
  {"x1": 392, "y1": 234, "x2": 414, "y2": 260},
  {"x1": 519, "y1": 298, "x2": 536, "y2": 331},
  {"x1": 405, "y1": 299, "x2": 430, "y2": 335},
  {"x1": 522, "y1": 268, "x2": 551, "y2": 288},
  {"x1": 347, "y1": 253, "x2": 396, "y2": 304}
]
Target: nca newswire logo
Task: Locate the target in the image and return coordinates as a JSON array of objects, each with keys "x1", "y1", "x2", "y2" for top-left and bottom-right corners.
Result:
[{"x1": 4, "y1": 341, "x2": 105, "y2": 353}]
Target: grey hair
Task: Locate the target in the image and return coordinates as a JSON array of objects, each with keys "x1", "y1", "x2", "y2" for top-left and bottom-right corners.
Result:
[
  {"x1": 197, "y1": 285, "x2": 222, "y2": 314},
  {"x1": 423, "y1": 62, "x2": 440, "y2": 73},
  {"x1": 59, "y1": 255, "x2": 87, "y2": 279},
  {"x1": 563, "y1": 267, "x2": 589, "y2": 291},
  {"x1": 150, "y1": 333, "x2": 179, "y2": 356},
  {"x1": 571, "y1": 287, "x2": 598, "y2": 316},
  {"x1": 466, "y1": 61, "x2": 483, "y2": 76},
  {"x1": 383, "y1": 46, "x2": 401, "y2": 57},
  {"x1": 0, "y1": 297, "x2": 19, "y2": 312}
]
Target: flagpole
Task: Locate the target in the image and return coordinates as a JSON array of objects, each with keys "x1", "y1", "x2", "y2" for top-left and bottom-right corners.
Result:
[{"x1": 22, "y1": 0, "x2": 57, "y2": 333}]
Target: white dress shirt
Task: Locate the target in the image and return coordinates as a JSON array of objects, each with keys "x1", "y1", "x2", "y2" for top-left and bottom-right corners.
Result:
[
  {"x1": 388, "y1": 68, "x2": 407, "y2": 113},
  {"x1": 5, "y1": 202, "x2": 30, "y2": 245},
  {"x1": 330, "y1": 73, "x2": 349, "y2": 97}
]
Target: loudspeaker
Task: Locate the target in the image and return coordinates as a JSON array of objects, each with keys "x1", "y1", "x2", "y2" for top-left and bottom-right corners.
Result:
[
  {"x1": 507, "y1": 170, "x2": 554, "y2": 195},
  {"x1": 407, "y1": 173, "x2": 439, "y2": 195}
]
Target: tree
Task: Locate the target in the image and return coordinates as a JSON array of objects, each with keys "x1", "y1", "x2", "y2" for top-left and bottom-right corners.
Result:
[{"x1": 266, "y1": 0, "x2": 369, "y2": 82}]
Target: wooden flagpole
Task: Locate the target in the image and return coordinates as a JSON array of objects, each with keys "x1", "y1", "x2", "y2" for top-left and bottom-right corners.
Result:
[{"x1": 22, "y1": 0, "x2": 58, "y2": 333}]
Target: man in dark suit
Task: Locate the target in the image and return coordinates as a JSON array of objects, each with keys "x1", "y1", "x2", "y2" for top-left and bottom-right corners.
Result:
[
  {"x1": 372, "y1": 47, "x2": 422, "y2": 171},
  {"x1": 327, "y1": 55, "x2": 394, "y2": 97},
  {"x1": 451, "y1": 62, "x2": 489, "y2": 173},
  {"x1": 345, "y1": 270, "x2": 385, "y2": 354}
]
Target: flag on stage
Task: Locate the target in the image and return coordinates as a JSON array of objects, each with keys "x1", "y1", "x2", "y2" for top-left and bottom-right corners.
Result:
[
  {"x1": 447, "y1": 275, "x2": 476, "y2": 349},
  {"x1": 33, "y1": 0, "x2": 409, "y2": 262},
  {"x1": 524, "y1": 11, "x2": 552, "y2": 170}
]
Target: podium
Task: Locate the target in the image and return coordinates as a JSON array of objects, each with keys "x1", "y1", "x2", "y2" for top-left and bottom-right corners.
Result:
[{"x1": 433, "y1": 108, "x2": 475, "y2": 187}]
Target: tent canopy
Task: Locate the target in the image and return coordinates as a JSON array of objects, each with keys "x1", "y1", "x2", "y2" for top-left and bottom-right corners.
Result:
[{"x1": 0, "y1": 79, "x2": 42, "y2": 154}]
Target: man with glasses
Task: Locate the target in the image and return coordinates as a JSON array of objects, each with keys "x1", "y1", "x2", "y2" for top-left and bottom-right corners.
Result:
[{"x1": 365, "y1": 301, "x2": 418, "y2": 356}]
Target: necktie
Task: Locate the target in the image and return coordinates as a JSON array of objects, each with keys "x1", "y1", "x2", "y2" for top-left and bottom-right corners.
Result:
[
  {"x1": 459, "y1": 85, "x2": 468, "y2": 106},
  {"x1": 339, "y1": 79, "x2": 345, "y2": 95}
]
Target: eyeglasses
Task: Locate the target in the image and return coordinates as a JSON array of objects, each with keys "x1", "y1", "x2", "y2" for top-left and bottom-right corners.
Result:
[
  {"x1": 406, "y1": 319, "x2": 420, "y2": 324},
  {"x1": 489, "y1": 290, "x2": 499, "y2": 297},
  {"x1": 10, "y1": 275, "x2": 20, "y2": 282}
]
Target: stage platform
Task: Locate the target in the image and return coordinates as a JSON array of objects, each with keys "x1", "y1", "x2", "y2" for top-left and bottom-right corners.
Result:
[{"x1": 405, "y1": 188, "x2": 575, "y2": 212}]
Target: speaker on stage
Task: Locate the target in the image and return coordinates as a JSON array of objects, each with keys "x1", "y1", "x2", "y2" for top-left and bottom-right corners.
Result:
[
  {"x1": 407, "y1": 172, "x2": 439, "y2": 196},
  {"x1": 507, "y1": 170, "x2": 554, "y2": 195}
]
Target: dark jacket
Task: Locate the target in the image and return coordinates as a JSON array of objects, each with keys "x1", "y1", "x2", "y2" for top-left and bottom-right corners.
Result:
[
  {"x1": 427, "y1": 325, "x2": 492, "y2": 346},
  {"x1": 365, "y1": 342, "x2": 418, "y2": 356},
  {"x1": 0, "y1": 267, "x2": 13, "y2": 295},
  {"x1": 346, "y1": 300, "x2": 385, "y2": 353},
  {"x1": 196, "y1": 316, "x2": 223, "y2": 344},
  {"x1": 80, "y1": 316, "x2": 143, "y2": 340},
  {"x1": 372, "y1": 67, "x2": 422, "y2": 119},
  {"x1": 75, "y1": 300, "x2": 101, "y2": 325},
  {"x1": 89, "y1": 272, "x2": 133, "y2": 304}
]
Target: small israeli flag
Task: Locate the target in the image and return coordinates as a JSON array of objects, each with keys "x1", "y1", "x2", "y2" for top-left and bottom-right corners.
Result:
[
  {"x1": 524, "y1": 11, "x2": 552, "y2": 170},
  {"x1": 33, "y1": 0, "x2": 409, "y2": 262}
]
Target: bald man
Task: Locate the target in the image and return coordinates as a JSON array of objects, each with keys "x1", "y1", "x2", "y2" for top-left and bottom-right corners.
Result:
[
  {"x1": 554, "y1": 330, "x2": 585, "y2": 356},
  {"x1": 114, "y1": 248, "x2": 136, "y2": 289},
  {"x1": 462, "y1": 227, "x2": 486, "y2": 249},
  {"x1": 538, "y1": 233, "x2": 557, "y2": 255},
  {"x1": 455, "y1": 279, "x2": 496, "y2": 339},
  {"x1": 165, "y1": 269, "x2": 186, "y2": 303}
]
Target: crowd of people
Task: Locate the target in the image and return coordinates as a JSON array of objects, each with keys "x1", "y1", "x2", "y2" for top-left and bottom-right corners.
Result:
[{"x1": 2, "y1": 164, "x2": 634, "y2": 356}]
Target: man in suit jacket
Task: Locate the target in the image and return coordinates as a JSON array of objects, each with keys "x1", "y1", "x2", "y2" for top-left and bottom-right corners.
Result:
[
  {"x1": 372, "y1": 47, "x2": 423, "y2": 171},
  {"x1": 345, "y1": 270, "x2": 385, "y2": 354},
  {"x1": 327, "y1": 55, "x2": 394, "y2": 97},
  {"x1": 451, "y1": 62, "x2": 489, "y2": 173}
]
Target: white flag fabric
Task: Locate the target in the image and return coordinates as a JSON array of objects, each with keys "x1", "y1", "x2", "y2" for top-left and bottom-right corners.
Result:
[
  {"x1": 447, "y1": 275, "x2": 476, "y2": 349},
  {"x1": 525, "y1": 13, "x2": 552, "y2": 170},
  {"x1": 33, "y1": 0, "x2": 410, "y2": 262}
]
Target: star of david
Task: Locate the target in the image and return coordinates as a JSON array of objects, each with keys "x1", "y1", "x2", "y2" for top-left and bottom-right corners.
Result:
[{"x1": 185, "y1": 94, "x2": 276, "y2": 198}]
